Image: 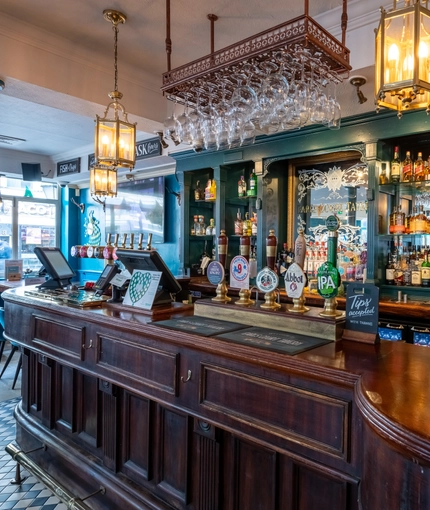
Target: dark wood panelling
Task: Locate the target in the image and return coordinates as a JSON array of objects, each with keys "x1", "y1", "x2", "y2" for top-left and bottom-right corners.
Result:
[
  {"x1": 102, "y1": 389, "x2": 118, "y2": 472},
  {"x1": 32, "y1": 315, "x2": 85, "y2": 360},
  {"x1": 156, "y1": 407, "x2": 190, "y2": 504},
  {"x1": 40, "y1": 354, "x2": 54, "y2": 429},
  {"x1": 77, "y1": 372, "x2": 100, "y2": 449},
  {"x1": 121, "y1": 392, "x2": 151, "y2": 482},
  {"x1": 193, "y1": 420, "x2": 219, "y2": 510},
  {"x1": 96, "y1": 334, "x2": 179, "y2": 395},
  {"x1": 201, "y1": 363, "x2": 350, "y2": 459},
  {"x1": 55, "y1": 364, "x2": 74, "y2": 433}
]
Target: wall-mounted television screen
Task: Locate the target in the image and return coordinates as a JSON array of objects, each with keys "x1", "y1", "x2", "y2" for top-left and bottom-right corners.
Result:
[{"x1": 105, "y1": 177, "x2": 165, "y2": 243}]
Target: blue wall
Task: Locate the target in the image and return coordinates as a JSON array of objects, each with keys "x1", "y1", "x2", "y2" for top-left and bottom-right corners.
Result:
[{"x1": 64, "y1": 174, "x2": 181, "y2": 282}]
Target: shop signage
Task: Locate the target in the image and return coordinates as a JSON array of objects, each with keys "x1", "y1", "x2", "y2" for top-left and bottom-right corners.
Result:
[
  {"x1": 135, "y1": 138, "x2": 162, "y2": 160},
  {"x1": 88, "y1": 153, "x2": 96, "y2": 168},
  {"x1": 345, "y1": 283, "x2": 379, "y2": 335},
  {"x1": 57, "y1": 158, "x2": 80, "y2": 176}
]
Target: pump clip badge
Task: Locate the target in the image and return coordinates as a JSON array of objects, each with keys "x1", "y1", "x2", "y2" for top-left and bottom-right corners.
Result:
[{"x1": 317, "y1": 261, "x2": 339, "y2": 299}]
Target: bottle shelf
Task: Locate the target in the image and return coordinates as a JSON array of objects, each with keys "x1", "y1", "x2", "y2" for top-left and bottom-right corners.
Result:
[
  {"x1": 379, "y1": 233, "x2": 430, "y2": 239},
  {"x1": 190, "y1": 235, "x2": 214, "y2": 240},
  {"x1": 379, "y1": 181, "x2": 430, "y2": 196}
]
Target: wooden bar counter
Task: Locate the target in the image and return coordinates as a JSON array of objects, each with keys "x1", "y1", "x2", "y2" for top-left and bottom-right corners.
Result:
[{"x1": 2, "y1": 286, "x2": 430, "y2": 509}]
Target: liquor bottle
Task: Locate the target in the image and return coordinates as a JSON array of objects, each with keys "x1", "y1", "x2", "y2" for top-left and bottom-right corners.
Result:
[
  {"x1": 401, "y1": 150, "x2": 413, "y2": 182},
  {"x1": 414, "y1": 152, "x2": 425, "y2": 181},
  {"x1": 238, "y1": 175, "x2": 247, "y2": 197},
  {"x1": 411, "y1": 258, "x2": 422, "y2": 287},
  {"x1": 210, "y1": 179, "x2": 217, "y2": 200},
  {"x1": 385, "y1": 253, "x2": 395, "y2": 285},
  {"x1": 390, "y1": 146, "x2": 401, "y2": 183},
  {"x1": 393, "y1": 204, "x2": 405, "y2": 234},
  {"x1": 403, "y1": 249, "x2": 412, "y2": 286},
  {"x1": 242, "y1": 212, "x2": 252, "y2": 236},
  {"x1": 415, "y1": 205, "x2": 427, "y2": 234},
  {"x1": 247, "y1": 169, "x2": 257, "y2": 196},
  {"x1": 389, "y1": 206, "x2": 396, "y2": 234},
  {"x1": 409, "y1": 206, "x2": 417, "y2": 234},
  {"x1": 234, "y1": 209, "x2": 243, "y2": 235},
  {"x1": 205, "y1": 179, "x2": 211, "y2": 201},
  {"x1": 194, "y1": 180, "x2": 204, "y2": 201},
  {"x1": 251, "y1": 212, "x2": 258, "y2": 236},
  {"x1": 421, "y1": 250, "x2": 430, "y2": 287},
  {"x1": 379, "y1": 163, "x2": 388, "y2": 185}
]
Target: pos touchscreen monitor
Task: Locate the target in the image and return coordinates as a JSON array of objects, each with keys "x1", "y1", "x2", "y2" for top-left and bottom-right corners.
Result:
[
  {"x1": 115, "y1": 248, "x2": 181, "y2": 305},
  {"x1": 34, "y1": 247, "x2": 76, "y2": 289}
]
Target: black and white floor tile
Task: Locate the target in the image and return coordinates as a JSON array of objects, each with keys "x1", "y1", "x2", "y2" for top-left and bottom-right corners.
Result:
[{"x1": 0, "y1": 398, "x2": 66, "y2": 510}]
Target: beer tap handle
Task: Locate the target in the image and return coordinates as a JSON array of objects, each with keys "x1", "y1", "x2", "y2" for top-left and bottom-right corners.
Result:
[
  {"x1": 138, "y1": 233, "x2": 144, "y2": 250},
  {"x1": 129, "y1": 233, "x2": 135, "y2": 250}
]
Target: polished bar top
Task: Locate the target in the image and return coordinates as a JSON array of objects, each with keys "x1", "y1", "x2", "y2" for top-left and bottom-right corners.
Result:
[{"x1": 3, "y1": 284, "x2": 430, "y2": 464}]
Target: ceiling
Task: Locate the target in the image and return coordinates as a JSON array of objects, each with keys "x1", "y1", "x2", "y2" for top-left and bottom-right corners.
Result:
[{"x1": 0, "y1": 0, "x2": 383, "y2": 178}]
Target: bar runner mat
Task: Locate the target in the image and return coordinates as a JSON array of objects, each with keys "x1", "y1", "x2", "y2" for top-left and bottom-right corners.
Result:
[
  {"x1": 214, "y1": 327, "x2": 330, "y2": 355},
  {"x1": 152, "y1": 318, "x2": 330, "y2": 355},
  {"x1": 152, "y1": 316, "x2": 250, "y2": 337}
]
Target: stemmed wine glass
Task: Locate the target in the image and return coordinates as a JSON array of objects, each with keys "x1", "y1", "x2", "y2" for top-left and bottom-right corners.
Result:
[
  {"x1": 175, "y1": 93, "x2": 193, "y2": 145},
  {"x1": 163, "y1": 97, "x2": 179, "y2": 144},
  {"x1": 188, "y1": 86, "x2": 206, "y2": 152}
]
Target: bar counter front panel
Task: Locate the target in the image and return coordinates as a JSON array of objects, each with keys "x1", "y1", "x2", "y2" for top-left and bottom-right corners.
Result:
[{"x1": 3, "y1": 286, "x2": 430, "y2": 510}]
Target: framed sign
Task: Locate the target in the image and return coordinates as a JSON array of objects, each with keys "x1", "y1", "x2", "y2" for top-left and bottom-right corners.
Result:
[
  {"x1": 135, "y1": 138, "x2": 162, "y2": 160},
  {"x1": 57, "y1": 158, "x2": 81, "y2": 177}
]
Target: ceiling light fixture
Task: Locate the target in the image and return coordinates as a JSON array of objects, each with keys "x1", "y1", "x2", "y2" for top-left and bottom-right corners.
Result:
[
  {"x1": 375, "y1": 0, "x2": 430, "y2": 118},
  {"x1": 161, "y1": 0, "x2": 351, "y2": 151},
  {"x1": 93, "y1": 9, "x2": 136, "y2": 197}
]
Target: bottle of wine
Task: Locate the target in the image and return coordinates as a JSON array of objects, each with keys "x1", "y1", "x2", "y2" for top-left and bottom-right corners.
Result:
[{"x1": 390, "y1": 146, "x2": 401, "y2": 183}]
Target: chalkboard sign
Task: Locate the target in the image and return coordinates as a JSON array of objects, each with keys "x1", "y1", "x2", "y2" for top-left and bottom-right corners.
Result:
[
  {"x1": 88, "y1": 153, "x2": 96, "y2": 169},
  {"x1": 57, "y1": 158, "x2": 80, "y2": 176},
  {"x1": 343, "y1": 283, "x2": 380, "y2": 344}
]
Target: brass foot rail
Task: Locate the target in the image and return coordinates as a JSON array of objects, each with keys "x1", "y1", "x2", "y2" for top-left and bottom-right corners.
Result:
[{"x1": 6, "y1": 443, "x2": 105, "y2": 510}]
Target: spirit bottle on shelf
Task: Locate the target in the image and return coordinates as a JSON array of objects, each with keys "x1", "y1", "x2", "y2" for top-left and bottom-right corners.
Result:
[
  {"x1": 389, "y1": 206, "x2": 396, "y2": 234},
  {"x1": 414, "y1": 152, "x2": 425, "y2": 181},
  {"x1": 409, "y1": 206, "x2": 418, "y2": 234},
  {"x1": 238, "y1": 175, "x2": 247, "y2": 197},
  {"x1": 242, "y1": 212, "x2": 252, "y2": 236},
  {"x1": 415, "y1": 205, "x2": 427, "y2": 234},
  {"x1": 205, "y1": 179, "x2": 211, "y2": 201},
  {"x1": 251, "y1": 212, "x2": 258, "y2": 236},
  {"x1": 194, "y1": 180, "x2": 204, "y2": 201},
  {"x1": 210, "y1": 179, "x2": 217, "y2": 200},
  {"x1": 401, "y1": 150, "x2": 413, "y2": 182},
  {"x1": 421, "y1": 250, "x2": 430, "y2": 287},
  {"x1": 379, "y1": 163, "x2": 388, "y2": 185},
  {"x1": 385, "y1": 252, "x2": 395, "y2": 285},
  {"x1": 234, "y1": 209, "x2": 243, "y2": 235},
  {"x1": 247, "y1": 169, "x2": 257, "y2": 197},
  {"x1": 390, "y1": 146, "x2": 401, "y2": 183},
  {"x1": 393, "y1": 204, "x2": 405, "y2": 234},
  {"x1": 206, "y1": 218, "x2": 215, "y2": 235}
]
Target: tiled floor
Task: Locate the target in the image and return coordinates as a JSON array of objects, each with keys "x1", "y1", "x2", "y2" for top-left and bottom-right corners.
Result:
[{"x1": 0, "y1": 343, "x2": 66, "y2": 510}]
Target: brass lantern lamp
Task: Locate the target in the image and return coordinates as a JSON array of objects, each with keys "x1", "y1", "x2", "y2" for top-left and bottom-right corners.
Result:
[
  {"x1": 89, "y1": 165, "x2": 117, "y2": 198},
  {"x1": 94, "y1": 9, "x2": 136, "y2": 181},
  {"x1": 375, "y1": 0, "x2": 430, "y2": 118}
]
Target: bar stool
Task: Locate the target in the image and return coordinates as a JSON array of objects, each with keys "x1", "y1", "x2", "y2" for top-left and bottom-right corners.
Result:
[{"x1": 0, "y1": 307, "x2": 22, "y2": 389}]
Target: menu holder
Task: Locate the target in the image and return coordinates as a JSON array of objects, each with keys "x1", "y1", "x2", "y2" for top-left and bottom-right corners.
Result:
[
  {"x1": 342, "y1": 283, "x2": 380, "y2": 344},
  {"x1": 5, "y1": 259, "x2": 23, "y2": 281}
]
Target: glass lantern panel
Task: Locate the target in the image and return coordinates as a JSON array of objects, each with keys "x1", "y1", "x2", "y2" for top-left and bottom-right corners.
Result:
[
  {"x1": 118, "y1": 123, "x2": 134, "y2": 163},
  {"x1": 375, "y1": 26, "x2": 382, "y2": 92},
  {"x1": 419, "y1": 12, "x2": 430, "y2": 84},
  {"x1": 384, "y1": 11, "x2": 415, "y2": 84},
  {"x1": 97, "y1": 121, "x2": 117, "y2": 162}
]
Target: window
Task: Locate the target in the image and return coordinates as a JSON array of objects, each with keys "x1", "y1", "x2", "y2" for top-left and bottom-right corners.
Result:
[{"x1": 0, "y1": 177, "x2": 59, "y2": 278}]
